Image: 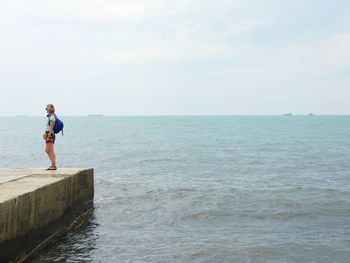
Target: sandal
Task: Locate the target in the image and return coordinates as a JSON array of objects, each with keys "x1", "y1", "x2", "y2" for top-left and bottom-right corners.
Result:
[{"x1": 46, "y1": 166, "x2": 57, "y2": 170}]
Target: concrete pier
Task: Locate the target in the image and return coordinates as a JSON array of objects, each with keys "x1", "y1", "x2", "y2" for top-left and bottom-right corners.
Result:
[{"x1": 0, "y1": 168, "x2": 94, "y2": 262}]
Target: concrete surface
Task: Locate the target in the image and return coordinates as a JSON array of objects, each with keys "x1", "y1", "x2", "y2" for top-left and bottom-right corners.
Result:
[{"x1": 0, "y1": 168, "x2": 94, "y2": 262}]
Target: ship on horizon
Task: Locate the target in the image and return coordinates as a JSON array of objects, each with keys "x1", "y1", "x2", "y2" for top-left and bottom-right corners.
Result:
[{"x1": 88, "y1": 114, "x2": 104, "y2": 117}]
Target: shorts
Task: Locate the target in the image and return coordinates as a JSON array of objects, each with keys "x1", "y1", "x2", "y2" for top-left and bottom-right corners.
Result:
[{"x1": 45, "y1": 131, "x2": 56, "y2": 144}]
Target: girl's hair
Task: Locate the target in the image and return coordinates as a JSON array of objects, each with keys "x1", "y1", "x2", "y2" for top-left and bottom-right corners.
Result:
[{"x1": 47, "y1": 104, "x2": 55, "y2": 113}]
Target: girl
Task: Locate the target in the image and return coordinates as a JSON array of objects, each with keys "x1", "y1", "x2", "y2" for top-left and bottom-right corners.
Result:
[{"x1": 43, "y1": 104, "x2": 57, "y2": 170}]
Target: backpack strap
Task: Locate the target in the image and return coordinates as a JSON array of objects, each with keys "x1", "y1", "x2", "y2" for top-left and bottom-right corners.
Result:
[
  {"x1": 51, "y1": 113, "x2": 57, "y2": 122},
  {"x1": 47, "y1": 113, "x2": 57, "y2": 121},
  {"x1": 47, "y1": 113, "x2": 57, "y2": 133}
]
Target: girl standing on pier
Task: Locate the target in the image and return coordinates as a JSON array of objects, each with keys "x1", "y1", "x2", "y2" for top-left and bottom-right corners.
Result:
[{"x1": 44, "y1": 104, "x2": 57, "y2": 170}]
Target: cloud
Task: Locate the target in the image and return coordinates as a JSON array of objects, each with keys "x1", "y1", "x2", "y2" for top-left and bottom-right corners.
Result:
[
  {"x1": 260, "y1": 31, "x2": 350, "y2": 79},
  {"x1": 110, "y1": 38, "x2": 234, "y2": 63},
  {"x1": 223, "y1": 19, "x2": 268, "y2": 37},
  {"x1": 0, "y1": 0, "x2": 349, "y2": 115}
]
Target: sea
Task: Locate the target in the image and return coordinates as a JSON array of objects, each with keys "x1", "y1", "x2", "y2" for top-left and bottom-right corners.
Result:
[{"x1": 0, "y1": 116, "x2": 350, "y2": 263}]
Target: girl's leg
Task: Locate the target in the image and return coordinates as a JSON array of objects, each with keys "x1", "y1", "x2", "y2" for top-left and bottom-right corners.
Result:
[
  {"x1": 45, "y1": 143, "x2": 50, "y2": 159},
  {"x1": 46, "y1": 143, "x2": 56, "y2": 167}
]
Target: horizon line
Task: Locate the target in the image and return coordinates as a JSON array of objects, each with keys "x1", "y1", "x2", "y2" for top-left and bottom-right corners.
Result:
[{"x1": 1, "y1": 114, "x2": 350, "y2": 117}]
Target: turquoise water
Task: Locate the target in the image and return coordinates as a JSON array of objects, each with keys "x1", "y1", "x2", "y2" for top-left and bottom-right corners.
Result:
[{"x1": 1, "y1": 116, "x2": 350, "y2": 262}]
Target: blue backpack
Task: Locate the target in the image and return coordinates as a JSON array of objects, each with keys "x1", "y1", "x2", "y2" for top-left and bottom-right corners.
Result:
[{"x1": 48, "y1": 113, "x2": 64, "y2": 135}]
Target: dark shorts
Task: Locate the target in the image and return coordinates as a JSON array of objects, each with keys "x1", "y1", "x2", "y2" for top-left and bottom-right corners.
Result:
[{"x1": 45, "y1": 131, "x2": 56, "y2": 144}]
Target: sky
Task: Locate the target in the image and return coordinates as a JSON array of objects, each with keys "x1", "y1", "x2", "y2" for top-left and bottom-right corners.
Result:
[{"x1": 0, "y1": 0, "x2": 349, "y2": 116}]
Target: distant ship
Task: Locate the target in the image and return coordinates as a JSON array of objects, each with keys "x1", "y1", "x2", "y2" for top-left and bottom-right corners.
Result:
[
  {"x1": 308, "y1": 113, "x2": 315, "y2": 116},
  {"x1": 282, "y1": 113, "x2": 292, "y2": 116}
]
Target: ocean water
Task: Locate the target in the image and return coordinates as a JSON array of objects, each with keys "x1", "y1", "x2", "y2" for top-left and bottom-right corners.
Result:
[{"x1": 1, "y1": 116, "x2": 350, "y2": 262}]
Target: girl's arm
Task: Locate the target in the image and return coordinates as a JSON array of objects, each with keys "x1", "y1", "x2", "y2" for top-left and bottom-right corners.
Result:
[{"x1": 48, "y1": 120, "x2": 55, "y2": 134}]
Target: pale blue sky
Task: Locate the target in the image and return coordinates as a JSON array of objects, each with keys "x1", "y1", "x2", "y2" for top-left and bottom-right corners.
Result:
[{"x1": 0, "y1": 0, "x2": 349, "y2": 115}]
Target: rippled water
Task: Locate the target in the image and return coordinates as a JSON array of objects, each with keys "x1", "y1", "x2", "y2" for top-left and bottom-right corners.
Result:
[{"x1": 1, "y1": 116, "x2": 350, "y2": 262}]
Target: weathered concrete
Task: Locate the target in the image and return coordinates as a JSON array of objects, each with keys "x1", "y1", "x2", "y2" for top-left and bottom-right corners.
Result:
[{"x1": 0, "y1": 168, "x2": 94, "y2": 262}]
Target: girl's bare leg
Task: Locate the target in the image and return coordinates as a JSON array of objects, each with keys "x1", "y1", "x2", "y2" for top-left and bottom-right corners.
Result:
[{"x1": 45, "y1": 143, "x2": 56, "y2": 167}]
